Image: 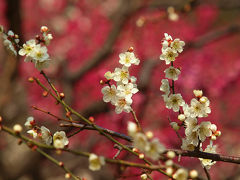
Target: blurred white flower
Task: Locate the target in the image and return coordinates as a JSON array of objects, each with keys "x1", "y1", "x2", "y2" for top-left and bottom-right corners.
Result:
[
  {"x1": 119, "y1": 51, "x2": 140, "y2": 67},
  {"x1": 165, "y1": 93, "x2": 185, "y2": 112},
  {"x1": 160, "y1": 47, "x2": 178, "y2": 65},
  {"x1": 164, "y1": 66, "x2": 181, "y2": 81},
  {"x1": 40, "y1": 126, "x2": 52, "y2": 145},
  {"x1": 53, "y1": 131, "x2": 69, "y2": 149},
  {"x1": 173, "y1": 168, "x2": 188, "y2": 180},
  {"x1": 89, "y1": 153, "x2": 105, "y2": 171}
]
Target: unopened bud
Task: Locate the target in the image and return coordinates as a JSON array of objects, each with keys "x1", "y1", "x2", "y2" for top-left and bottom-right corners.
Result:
[
  {"x1": 65, "y1": 173, "x2": 71, "y2": 179},
  {"x1": 178, "y1": 114, "x2": 185, "y2": 121},
  {"x1": 128, "y1": 47, "x2": 134, "y2": 52},
  {"x1": 167, "y1": 151, "x2": 176, "y2": 159},
  {"x1": 140, "y1": 174, "x2": 147, "y2": 180},
  {"x1": 170, "y1": 122, "x2": 180, "y2": 131},
  {"x1": 59, "y1": 161, "x2": 64, "y2": 167},
  {"x1": 193, "y1": 90, "x2": 203, "y2": 98},
  {"x1": 42, "y1": 91, "x2": 48, "y2": 97},
  {"x1": 0, "y1": 116, "x2": 2, "y2": 122},
  {"x1": 133, "y1": 148, "x2": 139, "y2": 153},
  {"x1": 66, "y1": 111, "x2": 71, "y2": 118},
  {"x1": 89, "y1": 116, "x2": 94, "y2": 123},
  {"x1": 165, "y1": 159, "x2": 173, "y2": 167},
  {"x1": 199, "y1": 96, "x2": 208, "y2": 104},
  {"x1": 210, "y1": 124, "x2": 217, "y2": 133},
  {"x1": 56, "y1": 149, "x2": 62, "y2": 155},
  {"x1": 145, "y1": 131, "x2": 153, "y2": 139},
  {"x1": 189, "y1": 170, "x2": 198, "y2": 178},
  {"x1": 13, "y1": 124, "x2": 23, "y2": 133},
  {"x1": 41, "y1": 26, "x2": 49, "y2": 33},
  {"x1": 211, "y1": 135, "x2": 216, "y2": 141},
  {"x1": 166, "y1": 167, "x2": 173, "y2": 176},
  {"x1": 100, "y1": 80, "x2": 105, "y2": 85},
  {"x1": 139, "y1": 153, "x2": 144, "y2": 159},
  {"x1": 59, "y1": 93, "x2": 65, "y2": 100},
  {"x1": 28, "y1": 77, "x2": 34, "y2": 83},
  {"x1": 14, "y1": 34, "x2": 19, "y2": 39},
  {"x1": 215, "y1": 130, "x2": 221, "y2": 137}
]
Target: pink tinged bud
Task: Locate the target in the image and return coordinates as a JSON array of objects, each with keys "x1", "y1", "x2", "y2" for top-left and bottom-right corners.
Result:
[{"x1": 41, "y1": 26, "x2": 49, "y2": 33}]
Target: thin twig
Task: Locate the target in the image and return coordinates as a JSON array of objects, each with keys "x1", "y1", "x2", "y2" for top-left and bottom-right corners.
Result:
[
  {"x1": 203, "y1": 166, "x2": 211, "y2": 180},
  {"x1": 131, "y1": 110, "x2": 142, "y2": 132}
]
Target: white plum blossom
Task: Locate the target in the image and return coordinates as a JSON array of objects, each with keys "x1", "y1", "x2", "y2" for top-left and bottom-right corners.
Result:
[
  {"x1": 2, "y1": 30, "x2": 19, "y2": 55},
  {"x1": 18, "y1": 39, "x2": 36, "y2": 60},
  {"x1": 165, "y1": 93, "x2": 185, "y2": 112},
  {"x1": 40, "y1": 126, "x2": 52, "y2": 145},
  {"x1": 193, "y1": 90, "x2": 203, "y2": 98},
  {"x1": 27, "y1": 129, "x2": 38, "y2": 138},
  {"x1": 113, "y1": 66, "x2": 129, "y2": 84},
  {"x1": 145, "y1": 138, "x2": 165, "y2": 161},
  {"x1": 104, "y1": 71, "x2": 114, "y2": 80},
  {"x1": 199, "y1": 143, "x2": 217, "y2": 169},
  {"x1": 101, "y1": 85, "x2": 118, "y2": 105},
  {"x1": 189, "y1": 98, "x2": 210, "y2": 118},
  {"x1": 119, "y1": 51, "x2": 140, "y2": 67},
  {"x1": 34, "y1": 59, "x2": 51, "y2": 71},
  {"x1": 160, "y1": 47, "x2": 178, "y2": 65},
  {"x1": 127, "y1": 121, "x2": 137, "y2": 137},
  {"x1": 133, "y1": 132, "x2": 149, "y2": 152},
  {"x1": 197, "y1": 121, "x2": 212, "y2": 142},
  {"x1": 32, "y1": 44, "x2": 49, "y2": 62},
  {"x1": 172, "y1": 168, "x2": 188, "y2": 180},
  {"x1": 181, "y1": 138, "x2": 195, "y2": 151},
  {"x1": 164, "y1": 66, "x2": 181, "y2": 81},
  {"x1": 160, "y1": 79, "x2": 170, "y2": 95},
  {"x1": 162, "y1": 33, "x2": 173, "y2": 50},
  {"x1": 53, "y1": 131, "x2": 69, "y2": 149},
  {"x1": 170, "y1": 38, "x2": 185, "y2": 53},
  {"x1": 114, "y1": 98, "x2": 132, "y2": 114},
  {"x1": 117, "y1": 83, "x2": 138, "y2": 101},
  {"x1": 89, "y1": 153, "x2": 105, "y2": 171},
  {"x1": 24, "y1": 116, "x2": 35, "y2": 129}
]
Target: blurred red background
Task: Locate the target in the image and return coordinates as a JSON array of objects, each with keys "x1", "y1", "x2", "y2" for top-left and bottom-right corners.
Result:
[{"x1": 0, "y1": 0, "x2": 240, "y2": 179}]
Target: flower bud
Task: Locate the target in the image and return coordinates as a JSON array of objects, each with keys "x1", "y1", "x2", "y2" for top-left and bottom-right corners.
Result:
[
  {"x1": 193, "y1": 90, "x2": 203, "y2": 98},
  {"x1": 65, "y1": 173, "x2": 71, "y2": 179},
  {"x1": 139, "y1": 153, "x2": 144, "y2": 159},
  {"x1": 59, "y1": 93, "x2": 65, "y2": 100},
  {"x1": 145, "y1": 131, "x2": 153, "y2": 139},
  {"x1": 28, "y1": 77, "x2": 34, "y2": 83},
  {"x1": 42, "y1": 91, "x2": 48, "y2": 97},
  {"x1": 128, "y1": 47, "x2": 134, "y2": 52},
  {"x1": 165, "y1": 159, "x2": 173, "y2": 167},
  {"x1": 167, "y1": 151, "x2": 176, "y2": 159},
  {"x1": 170, "y1": 122, "x2": 180, "y2": 131},
  {"x1": 41, "y1": 26, "x2": 49, "y2": 33},
  {"x1": 211, "y1": 135, "x2": 216, "y2": 141},
  {"x1": 178, "y1": 114, "x2": 185, "y2": 121},
  {"x1": 189, "y1": 170, "x2": 198, "y2": 178},
  {"x1": 215, "y1": 130, "x2": 221, "y2": 137},
  {"x1": 59, "y1": 161, "x2": 64, "y2": 167},
  {"x1": 13, "y1": 124, "x2": 23, "y2": 133},
  {"x1": 166, "y1": 167, "x2": 173, "y2": 176},
  {"x1": 210, "y1": 124, "x2": 217, "y2": 133},
  {"x1": 199, "y1": 96, "x2": 208, "y2": 104},
  {"x1": 140, "y1": 174, "x2": 147, "y2": 180},
  {"x1": 89, "y1": 116, "x2": 94, "y2": 123}
]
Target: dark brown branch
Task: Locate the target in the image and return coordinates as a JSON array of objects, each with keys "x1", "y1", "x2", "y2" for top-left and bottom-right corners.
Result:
[
  {"x1": 60, "y1": 123, "x2": 132, "y2": 142},
  {"x1": 203, "y1": 166, "x2": 211, "y2": 180}
]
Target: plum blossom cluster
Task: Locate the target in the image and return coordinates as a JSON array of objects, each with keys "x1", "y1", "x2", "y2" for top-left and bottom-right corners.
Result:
[
  {"x1": 0, "y1": 28, "x2": 20, "y2": 56},
  {"x1": 0, "y1": 26, "x2": 52, "y2": 71},
  {"x1": 18, "y1": 26, "x2": 52, "y2": 70},
  {"x1": 127, "y1": 121, "x2": 165, "y2": 161},
  {"x1": 24, "y1": 116, "x2": 69, "y2": 149},
  {"x1": 101, "y1": 48, "x2": 139, "y2": 114},
  {"x1": 159, "y1": 33, "x2": 221, "y2": 170}
]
